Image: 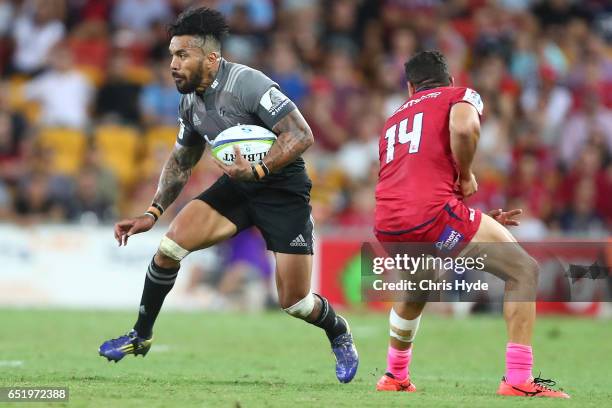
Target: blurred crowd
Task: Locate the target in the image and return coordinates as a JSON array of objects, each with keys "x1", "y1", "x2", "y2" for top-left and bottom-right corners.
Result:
[{"x1": 0, "y1": 0, "x2": 611, "y2": 240}]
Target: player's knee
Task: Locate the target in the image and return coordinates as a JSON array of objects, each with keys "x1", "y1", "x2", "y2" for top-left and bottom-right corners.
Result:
[
  {"x1": 512, "y1": 255, "x2": 539, "y2": 287},
  {"x1": 389, "y1": 307, "x2": 422, "y2": 343},
  {"x1": 524, "y1": 256, "x2": 539, "y2": 285},
  {"x1": 157, "y1": 235, "x2": 190, "y2": 266},
  {"x1": 282, "y1": 292, "x2": 315, "y2": 318}
]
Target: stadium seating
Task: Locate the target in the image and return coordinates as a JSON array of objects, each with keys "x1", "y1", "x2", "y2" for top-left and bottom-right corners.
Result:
[
  {"x1": 94, "y1": 125, "x2": 140, "y2": 186},
  {"x1": 139, "y1": 126, "x2": 177, "y2": 177},
  {"x1": 38, "y1": 128, "x2": 86, "y2": 175}
]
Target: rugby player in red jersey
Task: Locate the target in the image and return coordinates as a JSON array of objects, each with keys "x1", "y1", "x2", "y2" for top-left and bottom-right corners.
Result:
[{"x1": 374, "y1": 51, "x2": 569, "y2": 398}]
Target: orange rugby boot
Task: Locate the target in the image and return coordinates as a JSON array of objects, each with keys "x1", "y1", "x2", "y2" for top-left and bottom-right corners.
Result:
[
  {"x1": 497, "y1": 376, "x2": 570, "y2": 398},
  {"x1": 376, "y1": 372, "x2": 416, "y2": 392}
]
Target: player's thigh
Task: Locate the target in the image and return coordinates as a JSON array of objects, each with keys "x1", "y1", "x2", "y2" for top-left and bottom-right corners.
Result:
[
  {"x1": 165, "y1": 199, "x2": 237, "y2": 251},
  {"x1": 274, "y1": 253, "x2": 313, "y2": 309},
  {"x1": 464, "y1": 214, "x2": 538, "y2": 286},
  {"x1": 470, "y1": 212, "x2": 517, "y2": 244}
]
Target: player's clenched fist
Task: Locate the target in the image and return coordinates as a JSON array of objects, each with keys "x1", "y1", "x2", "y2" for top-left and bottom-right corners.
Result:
[
  {"x1": 458, "y1": 172, "x2": 478, "y2": 198},
  {"x1": 114, "y1": 215, "x2": 156, "y2": 246}
]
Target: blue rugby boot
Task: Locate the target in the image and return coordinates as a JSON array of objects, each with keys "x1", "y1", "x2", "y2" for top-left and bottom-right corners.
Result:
[
  {"x1": 99, "y1": 330, "x2": 152, "y2": 362},
  {"x1": 331, "y1": 316, "x2": 359, "y2": 383}
]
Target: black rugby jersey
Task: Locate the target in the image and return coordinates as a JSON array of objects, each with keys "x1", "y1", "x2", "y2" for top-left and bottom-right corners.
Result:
[{"x1": 176, "y1": 58, "x2": 305, "y2": 182}]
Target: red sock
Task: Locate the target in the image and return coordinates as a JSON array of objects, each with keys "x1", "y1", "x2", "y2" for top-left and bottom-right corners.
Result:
[
  {"x1": 505, "y1": 342, "x2": 533, "y2": 386},
  {"x1": 386, "y1": 345, "x2": 412, "y2": 381}
]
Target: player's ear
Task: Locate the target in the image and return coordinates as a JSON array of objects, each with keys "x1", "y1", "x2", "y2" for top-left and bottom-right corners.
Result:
[
  {"x1": 449, "y1": 76, "x2": 455, "y2": 86},
  {"x1": 206, "y1": 51, "x2": 220, "y2": 64}
]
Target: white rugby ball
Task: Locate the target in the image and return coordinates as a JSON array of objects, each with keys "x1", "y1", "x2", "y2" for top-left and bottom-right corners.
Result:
[{"x1": 212, "y1": 125, "x2": 277, "y2": 165}]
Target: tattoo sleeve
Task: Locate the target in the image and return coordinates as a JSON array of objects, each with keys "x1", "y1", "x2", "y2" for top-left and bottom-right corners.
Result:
[
  {"x1": 152, "y1": 143, "x2": 205, "y2": 209},
  {"x1": 264, "y1": 109, "x2": 314, "y2": 172}
]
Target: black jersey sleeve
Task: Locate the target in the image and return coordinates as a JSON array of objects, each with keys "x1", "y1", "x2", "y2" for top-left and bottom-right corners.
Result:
[
  {"x1": 235, "y1": 69, "x2": 297, "y2": 130},
  {"x1": 176, "y1": 94, "x2": 204, "y2": 146}
]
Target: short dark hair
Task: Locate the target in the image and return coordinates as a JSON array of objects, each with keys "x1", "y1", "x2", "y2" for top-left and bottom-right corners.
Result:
[
  {"x1": 168, "y1": 7, "x2": 229, "y2": 49},
  {"x1": 404, "y1": 51, "x2": 451, "y2": 89}
]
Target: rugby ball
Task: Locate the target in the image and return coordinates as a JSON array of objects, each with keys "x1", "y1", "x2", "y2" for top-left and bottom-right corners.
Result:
[{"x1": 212, "y1": 125, "x2": 277, "y2": 165}]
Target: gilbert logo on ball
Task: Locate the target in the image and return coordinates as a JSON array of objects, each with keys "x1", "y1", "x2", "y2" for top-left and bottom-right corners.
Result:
[{"x1": 212, "y1": 125, "x2": 277, "y2": 165}]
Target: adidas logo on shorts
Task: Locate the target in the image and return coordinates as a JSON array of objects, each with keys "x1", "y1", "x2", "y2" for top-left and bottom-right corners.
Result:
[{"x1": 290, "y1": 234, "x2": 308, "y2": 247}]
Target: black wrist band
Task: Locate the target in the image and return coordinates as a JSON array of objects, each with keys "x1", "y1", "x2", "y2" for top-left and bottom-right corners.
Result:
[
  {"x1": 258, "y1": 160, "x2": 270, "y2": 176},
  {"x1": 144, "y1": 211, "x2": 158, "y2": 222},
  {"x1": 151, "y1": 202, "x2": 164, "y2": 215},
  {"x1": 251, "y1": 165, "x2": 261, "y2": 180}
]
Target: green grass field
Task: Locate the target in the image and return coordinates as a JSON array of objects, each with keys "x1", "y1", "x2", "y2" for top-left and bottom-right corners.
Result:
[{"x1": 0, "y1": 309, "x2": 610, "y2": 407}]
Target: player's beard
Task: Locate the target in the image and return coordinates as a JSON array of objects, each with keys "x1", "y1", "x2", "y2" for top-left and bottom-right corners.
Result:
[{"x1": 174, "y1": 66, "x2": 204, "y2": 94}]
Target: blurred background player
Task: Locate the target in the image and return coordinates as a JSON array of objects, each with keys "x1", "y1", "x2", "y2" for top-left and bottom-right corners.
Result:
[
  {"x1": 374, "y1": 51, "x2": 569, "y2": 398},
  {"x1": 97, "y1": 7, "x2": 358, "y2": 384}
]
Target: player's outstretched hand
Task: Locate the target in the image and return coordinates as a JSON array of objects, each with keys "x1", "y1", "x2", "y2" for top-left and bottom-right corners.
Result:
[
  {"x1": 114, "y1": 215, "x2": 156, "y2": 246},
  {"x1": 489, "y1": 208, "x2": 523, "y2": 227},
  {"x1": 457, "y1": 173, "x2": 478, "y2": 198},
  {"x1": 214, "y1": 145, "x2": 255, "y2": 181}
]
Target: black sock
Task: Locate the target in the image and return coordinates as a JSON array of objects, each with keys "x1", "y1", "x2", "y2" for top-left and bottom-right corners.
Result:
[
  {"x1": 133, "y1": 258, "x2": 179, "y2": 339},
  {"x1": 310, "y1": 294, "x2": 348, "y2": 343}
]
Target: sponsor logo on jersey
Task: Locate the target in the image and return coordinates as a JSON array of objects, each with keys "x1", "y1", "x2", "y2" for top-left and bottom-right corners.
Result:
[
  {"x1": 193, "y1": 112, "x2": 201, "y2": 126},
  {"x1": 259, "y1": 87, "x2": 290, "y2": 116},
  {"x1": 396, "y1": 91, "x2": 442, "y2": 113},
  {"x1": 177, "y1": 118, "x2": 185, "y2": 139},
  {"x1": 469, "y1": 208, "x2": 475, "y2": 222},
  {"x1": 211, "y1": 79, "x2": 219, "y2": 89},
  {"x1": 435, "y1": 226, "x2": 464, "y2": 252},
  {"x1": 290, "y1": 234, "x2": 308, "y2": 247}
]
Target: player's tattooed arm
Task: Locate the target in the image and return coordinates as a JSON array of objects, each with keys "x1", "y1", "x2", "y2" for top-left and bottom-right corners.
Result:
[
  {"x1": 153, "y1": 143, "x2": 205, "y2": 209},
  {"x1": 264, "y1": 109, "x2": 314, "y2": 172}
]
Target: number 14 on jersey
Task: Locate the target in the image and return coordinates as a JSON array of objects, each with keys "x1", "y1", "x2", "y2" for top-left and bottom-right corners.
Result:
[{"x1": 385, "y1": 112, "x2": 423, "y2": 163}]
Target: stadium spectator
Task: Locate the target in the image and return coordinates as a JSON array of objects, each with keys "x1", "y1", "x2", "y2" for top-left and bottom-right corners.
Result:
[
  {"x1": 337, "y1": 183, "x2": 376, "y2": 228},
  {"x1": 323, "y1": 0, "x2": 360, "y2": 54},
  {"x1": 23, "y1": 44, "x2": 92, "y2": 129},
  {"x1": 10, "y1": 0, "x2": 66, "y2": 75},
  {"x1": 13, "y1": 170, "x2": 66, "y2": 223},
  {"x1": 0, "y1": 0, "x2": 14, "y2": 37},
  {"x1": 559, "y1": 92, "x2": 612, "y2": 168},
  {"x1": 520, "y1": 65, "x2": 573, "y2": 145},
  {"x1": 266, "y1": 41, "x2": 308, "y2": 105},
  {"x1": 218, "y1": 0, "x2": 275, "y2": 33},
  {"x1": 112, "y1": 0, "x2": 172, "y2": 34},
  {"x1": 0, "y1": 82, "x2": 28, "y2": 181},
  {"x1": 94, "y1": 52, "x2": 141, "y2": 125},
  {"x1": 336, "y1": 111, "x2": 379, "y2": 183},
  {"x1": 140, "y1": 59, "x2": 181, "y2": 126},
  {"x1": 0, "y1": 178, "x2": 11, "y2": 219},
  {"x1": 559, "y1": 178, "x2": 606, "y2": 237},
  {"x1": 66, "y1": 167, "x2": 115, "y2": 223}
]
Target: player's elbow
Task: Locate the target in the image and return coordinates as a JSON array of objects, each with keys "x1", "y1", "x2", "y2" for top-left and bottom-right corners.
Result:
[
  {"x1": 450, "y1": 121, "x2": 480, "y2": 144},
  {"x1": 299, "y1": 126, "x2": 314, "y2": 149}
]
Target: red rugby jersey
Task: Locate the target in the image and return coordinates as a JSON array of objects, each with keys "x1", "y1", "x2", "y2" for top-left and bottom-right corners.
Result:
[{"x1": 375, "y1": 86, "x2": 484, "y2": 233}]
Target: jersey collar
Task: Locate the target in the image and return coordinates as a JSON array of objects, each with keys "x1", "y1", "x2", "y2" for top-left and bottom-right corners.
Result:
[{"x1": 202, "y1": 57, "x2": 227, "y2": 96}]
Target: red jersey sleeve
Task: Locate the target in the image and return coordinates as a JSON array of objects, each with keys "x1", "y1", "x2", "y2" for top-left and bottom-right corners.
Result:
[{"x1": 449, "y1": 87, "x2": 484, "y2": 116}]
